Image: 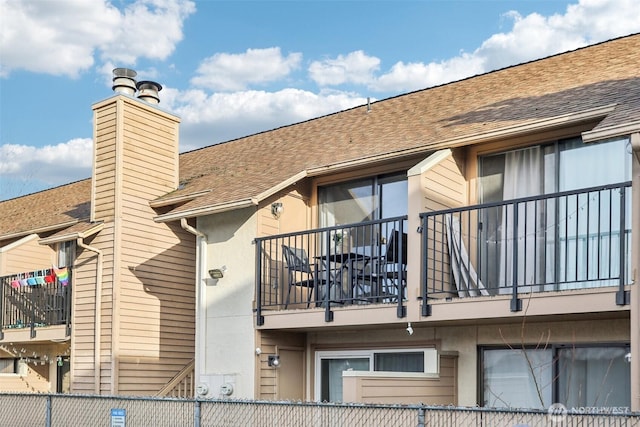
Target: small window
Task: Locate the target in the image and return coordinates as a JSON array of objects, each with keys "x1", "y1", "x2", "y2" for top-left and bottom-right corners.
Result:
[
  {"x1": 315, "y1": 348, "x2": 434, "y2": 402},
  {"x1": 0, "y1": 359, "x2": 17, "y2": 374},
  {"x1": 374, "y1": 351, "x2": 424, "y2": 373},
  {"x1": 57, "y1": 241, "x2": 75, "y2": 268}
]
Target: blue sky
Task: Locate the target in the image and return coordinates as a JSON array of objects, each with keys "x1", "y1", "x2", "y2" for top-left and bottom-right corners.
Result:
[{"x1": 1, "y1": 0, "x2": 639, "y2": 200}]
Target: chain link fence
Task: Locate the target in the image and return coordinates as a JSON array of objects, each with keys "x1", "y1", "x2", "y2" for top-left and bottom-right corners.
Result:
[{"x1": 1, "y1": 393, "x2": 639, "y2": 426}]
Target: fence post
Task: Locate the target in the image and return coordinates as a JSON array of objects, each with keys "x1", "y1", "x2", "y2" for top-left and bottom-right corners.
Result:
[
  {"x1": 45, "y1": 394, "x2": 52, "y2": 427},
  {"x1": 417, "y1": 405, "x2": 425, "y2": 427},
  {"x1": 194, "y1": 399, "x2": 201, "y2": 427}
]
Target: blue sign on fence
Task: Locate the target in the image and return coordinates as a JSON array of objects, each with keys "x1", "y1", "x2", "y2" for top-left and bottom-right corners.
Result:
[{"x1": 110, "y1": 408, "x2": 126, "y2": 427}]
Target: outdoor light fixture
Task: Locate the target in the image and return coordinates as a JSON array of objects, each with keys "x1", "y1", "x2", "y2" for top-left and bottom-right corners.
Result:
[
  {"x1": 209, "y1": 266, "x2": 227, "y2": 279},
  {"x1": 271, "y1": 202, "x2": 283, "y2": 219},
  {"x1": 406, "y1": 322, "x2": 414, "y2": 336},
  {"x1": 268, "y1": 355, "x2": 280, "y2": 367}
]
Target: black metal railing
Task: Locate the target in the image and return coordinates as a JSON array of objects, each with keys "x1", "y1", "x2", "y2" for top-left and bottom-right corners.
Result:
[
  {"x1": 255, "y1": 216, "x2": 407, "y2": 325},
  {"x1": 420, "y1": 182, "x2": 632, "y2": 316},
  {"x1": 0, "y1": 267, "x2": 72, "y2": 339}
]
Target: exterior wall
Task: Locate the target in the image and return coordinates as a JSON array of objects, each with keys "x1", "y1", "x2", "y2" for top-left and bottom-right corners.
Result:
[
  {"x1": 256, "y1": 330, "x2": 306, "y2": 400},
  {"x1": 407, "y1": 149, "x2": 468, "y2": 302},
  {"x1": 70, "y1": 230, "x2": 108, "y2": 394},
  {"x1": 0, "y1": 234, "x2": 56, "y2": 275},
  {"x1": 81, "y1": 95, "x2": 195, "y2": 396},
  {"x1": 198, "y1": 207, "x2": 257, "y2": 399},
  {"x1": 342, "y1": 354, "x2": 457, "y2": 404}
]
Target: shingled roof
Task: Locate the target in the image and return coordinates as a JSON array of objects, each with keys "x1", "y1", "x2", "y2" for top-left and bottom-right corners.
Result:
[
  {"x1": 158, "y1": 33, "x2": 640, "y2": 219},
  {"x1": 1, "y1": 34, "x2": 639, "y2": 237}
]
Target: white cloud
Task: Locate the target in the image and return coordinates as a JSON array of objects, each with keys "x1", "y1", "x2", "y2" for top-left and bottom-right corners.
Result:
[
  {"x1": 358, "y1": 0, "x2": 640, "y2": 93},
  {"x1": 190, "y1": 48, "x2": 303, "y2": 91},
  {"x1": 308, "y1": 51, "x2": 380, "y2": 86},
  {"x1": 0, "y1": 138, "x2": 93, "y2": 198},
  {"x1": 372, "y1": 54, "x2": 485, "y2": 93},
  {"x1": 163, "y1": 87, "x2": 366, "y2": 151},
  {"x1": 0, "y1": 0, "x2": 195, "y2": 78}
]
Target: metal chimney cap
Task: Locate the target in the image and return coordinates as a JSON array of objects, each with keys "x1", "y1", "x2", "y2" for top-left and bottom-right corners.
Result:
[
  {"x1": 136, "y1": 80, "x2": 163, "y2": 104},
  {"x1": 136, "y1": 80, "x2": 163, "y2": 92},
  {"x1": 113, "y1": 68, "x2": 137, "y2": 79},
  {"x1": 112, "y1": 68, "x2": 138, "y2": 95}
]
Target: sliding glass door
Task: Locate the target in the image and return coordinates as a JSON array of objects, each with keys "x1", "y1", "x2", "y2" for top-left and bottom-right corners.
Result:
[{"x1": 478, "y1": 137, "x2": 631, "y2": 292}]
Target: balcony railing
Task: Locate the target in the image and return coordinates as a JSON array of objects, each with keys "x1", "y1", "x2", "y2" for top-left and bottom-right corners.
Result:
[
  {"x1": 420, "y1": 182, "x2": 632, "y2": 316},
  {"x1": 255, "y1": 216, "x2": 407, "y2": 325},
  {"x1": 0, "y1": 267, "x2": 72, "y2": 339}
]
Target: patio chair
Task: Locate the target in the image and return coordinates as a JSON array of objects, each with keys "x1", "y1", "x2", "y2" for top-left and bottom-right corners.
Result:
[
  {"x1": 371, "y1": 230, "x2": 408, "y2": 301},
  {"x1": 282, "y1": 245, "x2": 327, "y2": 308}
]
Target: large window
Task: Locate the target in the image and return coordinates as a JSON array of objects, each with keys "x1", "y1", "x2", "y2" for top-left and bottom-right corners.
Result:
[
  {"x1": 477, "y1": 137, "x2": 632, "y2": 291},
  {"x1": 481, "y1": 345, "x2": 631, "y2": 410},
  {"x1": 316, "y1": 348, "x2": 434, "y2": 402},
  {"x1": 318, "y1": 173, "x2": 407, "y2": 227}
]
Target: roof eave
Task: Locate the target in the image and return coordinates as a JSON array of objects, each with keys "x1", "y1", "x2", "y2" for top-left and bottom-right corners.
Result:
[
  {"x1": 38, "y1": 222, "x2": 105, "y2": 245},
  {"x1": 153, "y1": 198, "x2": 259, "y2": 222},
  {"x1": 0, "y1": 220, "x2": 80, "y2": 242},
  {"x1": 581, "y1": 120, "x2": 640, "y2": 143}
]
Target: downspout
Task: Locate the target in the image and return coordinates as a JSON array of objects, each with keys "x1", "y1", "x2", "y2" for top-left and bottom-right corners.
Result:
[
  {"x1": 76, "y1": 237, "x2": 103, "y2": 395},
  {"x1": 180, "y1": 218, "x2": 207, "y2": 392}
]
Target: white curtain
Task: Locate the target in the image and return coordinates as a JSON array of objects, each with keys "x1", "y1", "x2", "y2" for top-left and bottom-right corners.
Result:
[
  {"x1": 446, "y1": 214, "x2": 489, "y2": 297},
  {"x1": 499, "y1": 147, "x2": 543, "y2": 293}
]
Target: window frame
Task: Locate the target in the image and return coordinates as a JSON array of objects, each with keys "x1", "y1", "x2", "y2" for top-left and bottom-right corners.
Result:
[
  {"x1": 0, "y1": 358, "x2": 18, "y2": 375},
  {"x1": 478, "y1": 343, "x2": 631, "y2": 409}
]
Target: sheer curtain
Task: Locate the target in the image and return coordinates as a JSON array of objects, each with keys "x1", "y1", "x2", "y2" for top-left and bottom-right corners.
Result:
[{"x1": 498, "y1": 147, "x2": 543, "y2": 293}]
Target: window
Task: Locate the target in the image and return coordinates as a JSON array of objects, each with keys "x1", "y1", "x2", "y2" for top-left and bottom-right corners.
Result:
[
  {"x1": 0, "y1": 359, "x2": 17, "y2": 374},
  {"x1": 57, "y1": 241, "x2": 75, "y2": 268},
  {"x1": 477, "y1": 137, "x2": 632, "y2": 291},
  {"x1": 315, "y1": 348, "x2": 434, "y2": 402},
  {"x1": 318, "y1": 173, "x2": 407, "y2": 227},
  {"x1": 480, "y1": 345, "x2": 630, "y2": 410}
]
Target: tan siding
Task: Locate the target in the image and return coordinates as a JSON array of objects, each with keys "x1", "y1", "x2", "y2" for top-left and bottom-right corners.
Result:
[
  {"x1": 256, "y1": 331, "x2": 306, "y2": 400},
  {"x1": 70, "y1": 223, "x2": 115, "y2": 394},
  {"x1": 0, "y1": 236, "x2": 55, "y2": 275},
  {"x1": 342, "y1": 354, "x2": 458, "y2": 405},
  {"x1": 87, "y1": 95, "x2": 190, "y2": 395},
  {"x1": 92, "y1": 102, "x2": 118, "y2": 222},
  {"x1": 422, "y1": 151, "x2": 467, "y2": 295}
]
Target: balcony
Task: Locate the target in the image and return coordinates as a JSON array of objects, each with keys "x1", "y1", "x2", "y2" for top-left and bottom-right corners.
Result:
[
  {"x1": 420, "y1": 181, "x2": 632, "y2": 315},
  {"x1": 0, "y1": 267, "x2": 72, "y2": 340},
  {"x1": 255, "y1": 182, "x2": 633, "y2": 326},
  {"x1": 255, "y1": 217, "x2": 408, "y2": 325}
]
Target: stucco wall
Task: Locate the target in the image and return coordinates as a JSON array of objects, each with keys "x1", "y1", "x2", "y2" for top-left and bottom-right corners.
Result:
[{"x1": 198, "y1": 207, "x2": 257, "y2": 399}]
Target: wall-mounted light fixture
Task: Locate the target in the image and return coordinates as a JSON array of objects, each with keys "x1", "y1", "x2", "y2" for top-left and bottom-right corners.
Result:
[
  {"x1": 267, "y1": 354, "x2": 280, "y2": 367},
  {"x1": 209, "y1": 265, "x2": 227, "y2": 279},
  {"x1": 271, "y1": 202, "x2": 283, "y2": 219}
]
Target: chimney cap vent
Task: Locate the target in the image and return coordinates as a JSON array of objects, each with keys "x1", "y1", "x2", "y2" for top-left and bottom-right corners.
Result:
[
  {"x1": 113, "y1": 68, "x2": 137, "y2": 79},
  {"x1": 136, "y1": 80, "x2": 162, "y2": 104},
  {"x1": 112, "y1": 68, "x2": 138, "y2": 96}
]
